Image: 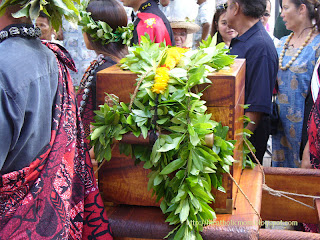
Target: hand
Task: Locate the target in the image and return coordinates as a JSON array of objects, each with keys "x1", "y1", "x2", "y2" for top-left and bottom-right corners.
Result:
[{"x1": 301, "y1": 140, "x2": 312, "y2": 168}]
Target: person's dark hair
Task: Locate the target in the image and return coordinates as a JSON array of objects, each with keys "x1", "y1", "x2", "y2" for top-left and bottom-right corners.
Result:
[
  {"x1": 86, "y1": 0, "x2": 128, "y2": 60},
  {"x1": 290, "y1": 0, "x2": 320, "y2": 32},
  {"x1": 234, "y1": 0, "x2": 266, "y2": 18},
  {"x1": 39, "y1": 11, "x2": 49, "y2": 20},
  {"x1": 211, "y1": 7, "x2": 227, "y2": 44}
]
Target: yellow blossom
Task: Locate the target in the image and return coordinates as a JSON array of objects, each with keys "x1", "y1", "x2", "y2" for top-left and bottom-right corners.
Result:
[
  {"x1": 164, "y1": 47, "x2": 189, "y2": 70},
  {"x1": 152, "y1": 67, "x2": 170, "y2": 94},
  {"x1": 164, "y1": 56, "x2": 176, "y2": 69}
]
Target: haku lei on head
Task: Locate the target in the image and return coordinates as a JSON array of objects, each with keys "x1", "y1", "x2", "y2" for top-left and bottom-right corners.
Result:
[
  {"x1": 0, "y1": 0, "x2": 80, "y2": 31},
  {"x1": 78, "y1": 0, "x2": 133, "y2": 46}
]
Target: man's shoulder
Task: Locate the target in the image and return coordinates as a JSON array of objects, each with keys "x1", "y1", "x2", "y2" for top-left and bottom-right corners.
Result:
[
  {"x1": 245, "y1": 27, "x2": 277, "y2": 55},
  {"x1": 0, "y1": 38, "x2": 58, "y2": 94},
  {"x1": 0, "y1": 38, "x2": 55, "y2": 64}
]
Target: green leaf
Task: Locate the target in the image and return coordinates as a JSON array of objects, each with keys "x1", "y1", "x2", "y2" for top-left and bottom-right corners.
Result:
[
  {"x1": 127, "y1": 115, "x2": 134, "y2": 125},
  {"x1": 191, "y1": 149, "x2": 203, "y2": 171},
  {"x1": 120, "y1": 102, "x2": 130, "y2": 112},
  {"x1": 187, "y1": 65, "x2": 206, "y2": 88},
  {"x1": 179, "y1": 199, "x2": 190, "y2": 223},
  {"x1": 91, "y1": 125, "x2": 107, "y2": 140},
  {"x1": 174, "y1": 224, "x2": 186, "y2": 240},
  {"x1": 141, "y1": 125, "x2": 148, "y2": 139},
  {"x1": 190, "y1": 131, "x2": 200, "y2": 146},
  {"x1": 160, "y1": 158, "x2": 186, "y2": 175},
  {"x1": 154, "y1": 174, "x2": 163, "y2": 186},
  {"x1": 103, "y1": 144, "x2": 112, "y2": 160},
  {"x1": 157, "y1": 136, "x2": 182, "y2": 152},
  {"x1": 168, "y1": 125, "x2": 186, "y2": 133}
]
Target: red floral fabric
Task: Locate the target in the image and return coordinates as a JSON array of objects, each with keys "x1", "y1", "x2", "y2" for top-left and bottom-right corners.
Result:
[
  {"x1": 0, "y1": 42, "x2": 113, "y2": 239},
  {"x1": 308, "y1": 68, "x2": 320, "y2": 169}
]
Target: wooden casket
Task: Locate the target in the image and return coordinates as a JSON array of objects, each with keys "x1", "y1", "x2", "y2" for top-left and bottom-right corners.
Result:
[
  {"x1": 94, "y1": 58, "x2": 320, "y2": 240},
  {"x1": 96, "y1": 59, "x2": 245, "y2": 214}
]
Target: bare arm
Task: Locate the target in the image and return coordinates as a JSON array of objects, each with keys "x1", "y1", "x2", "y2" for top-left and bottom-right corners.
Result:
[
  {"x1": 201, "y1": 22, "x2": 210, "y2": 41},
  {"x1": 245, "y1": 111, "x2": 262, "y2": 132},
  {"x1": 301, "y1": 140, "x2": 312, "y2": 168}
]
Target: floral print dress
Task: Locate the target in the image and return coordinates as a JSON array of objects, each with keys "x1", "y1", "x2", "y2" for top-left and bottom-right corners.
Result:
[{"x1": 272, "y1": 34, "x2": 320, "y2": 168}]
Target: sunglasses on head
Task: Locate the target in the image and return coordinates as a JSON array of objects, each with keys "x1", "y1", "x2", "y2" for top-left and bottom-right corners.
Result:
[{"x1": 216, "y1": 3, "x2": 228, "y2": 10}]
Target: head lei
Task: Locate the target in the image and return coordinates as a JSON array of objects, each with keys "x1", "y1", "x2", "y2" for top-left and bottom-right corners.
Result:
[
  {"x1": 78, "y1": 0, "x2": 133, "y2": 46},
  {"x1": 0, "y1": 0, "x2": 80, "y2": 31}
]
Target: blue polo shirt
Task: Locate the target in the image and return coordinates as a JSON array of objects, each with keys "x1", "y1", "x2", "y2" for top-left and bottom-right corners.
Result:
[{"x1": 229, "y1": 21, "x2": 278, "y2": 114}]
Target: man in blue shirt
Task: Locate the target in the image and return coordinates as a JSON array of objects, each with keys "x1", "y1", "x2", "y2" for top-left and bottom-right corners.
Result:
[{"x1": 226, "y1": 0, "x2": 278, "y2": 163}]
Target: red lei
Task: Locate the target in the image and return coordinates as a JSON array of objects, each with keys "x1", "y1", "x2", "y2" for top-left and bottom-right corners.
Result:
[{"x1": 0, "y1": 42, "x2": 113, "y2": 239}]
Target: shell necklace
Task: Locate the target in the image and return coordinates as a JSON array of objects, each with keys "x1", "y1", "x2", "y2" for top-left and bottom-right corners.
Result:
[{"x1": 279, "y1": 26, "x2": 316, "y2": 71}]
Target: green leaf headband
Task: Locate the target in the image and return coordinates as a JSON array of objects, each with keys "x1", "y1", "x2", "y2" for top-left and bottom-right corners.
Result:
[
  {"x1": 0, "y1": 0, "x2": 80, "y2": 32},
  {"x1": 78, "y1": 1, "x2": 133, "y2": 46}
]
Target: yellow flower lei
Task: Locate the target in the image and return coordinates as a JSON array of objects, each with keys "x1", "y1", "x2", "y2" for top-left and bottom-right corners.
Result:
[
  {"x1": 152, "y1": 47, "x2": 189, "y2": 94},
  {"x1": 152, "y1": 67, "x2": 170, "y2": 94}
]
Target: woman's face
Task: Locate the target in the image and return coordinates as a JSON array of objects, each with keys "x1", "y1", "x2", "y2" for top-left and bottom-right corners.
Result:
[
  {"x1": 261, "y1": 0, "x2": 271, "y2": 27},
  {"x1": 173, "y1": 28, "x2": 187, "y2": 48},
  {"x1": 217, "y1": 13, "x2": 237, "y2": 45},
  {"x1": 281, "y1": 0, "x2": 301, "y2": 31},
  {"x1": 83, "y1": 32, "x2": 93, "y2": 50}
]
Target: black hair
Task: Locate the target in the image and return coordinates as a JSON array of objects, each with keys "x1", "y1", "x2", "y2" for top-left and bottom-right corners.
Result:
[
  {"x1": 211, "y1": 7, "x2": 227, "y2": 44},
  {"x1": 234, "y1": 0, "x2": 266, "y2": 18},
  {"x1": 39, "y1": 11, "x2": 49, "y2": 20},
  {"x1": 86, "y1": 0, "x2": 129, "y2": 60},
  {"x1": 290, "y1": 0, "x2": 320, "y2": 31}
]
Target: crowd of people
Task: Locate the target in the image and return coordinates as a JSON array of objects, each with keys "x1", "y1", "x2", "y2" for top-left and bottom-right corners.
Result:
[{"x1": 1, "y1": 0, "x2": 320, "y2": 237}]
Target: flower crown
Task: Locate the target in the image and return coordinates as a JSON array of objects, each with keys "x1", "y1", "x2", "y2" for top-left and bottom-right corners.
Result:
[
  {"x1": 78, "y1": 4, "x2": 133, "y2": 46},
  {"x1": 0, "y1": 0, "x2": 79, "y2": 32}
]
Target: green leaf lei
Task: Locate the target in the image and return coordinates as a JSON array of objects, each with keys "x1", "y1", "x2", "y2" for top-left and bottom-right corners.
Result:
[
  {"x1": 78, "y1": 0, "x2": 133, "y2": 46},
  {"x1": 91, "y1": 34, "x2": 238, "y2": 239},
  {"x1": 0, "y1": 0, "x2": 80, "y2": 32}
]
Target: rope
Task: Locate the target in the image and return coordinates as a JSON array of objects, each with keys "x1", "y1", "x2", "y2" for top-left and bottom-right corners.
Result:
[
  {"x1": 226, "y1": 171, "x2": 262, "y2": 222},
  {"x1": 244, "y1": 140, "x2": 320, "y2": 210},
  {"x1": 262, "y1": 184, "x2": 318, "y2": 209},
  {"x1": 128, "y1": 69, "x2": 152, "y2": 111}
]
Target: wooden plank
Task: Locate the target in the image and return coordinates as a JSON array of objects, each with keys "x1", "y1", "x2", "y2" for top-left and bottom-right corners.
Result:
[
  {"x1": 105, "y1": 166, "x2": 262, "y2": 239},
  {"x1": 259, "y1": 229, "x2": 320, "y2": 240},
  {"x1": 261, "y1": 167, "x2": 320, "y2": 224},
  {"x1": 315, "y1": 199, "x2": 320, "y2": 232}
]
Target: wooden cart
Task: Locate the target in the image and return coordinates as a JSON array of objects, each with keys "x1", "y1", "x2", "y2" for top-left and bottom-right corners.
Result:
[{"x1": 95, "y1": 59, "x2": 320, "y2": 239}]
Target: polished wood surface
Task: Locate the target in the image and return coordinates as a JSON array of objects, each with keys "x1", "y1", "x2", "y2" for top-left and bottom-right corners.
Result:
[
  {"x1": 106, "y1": 166, "x2": 262, "y2": 239},
  {"x1": 316, "y1": 199, "x2": 320, "y2": 232},
  {"x1": 259, "y1": 229, "x2": 320, "y2": 240},
  {"x1": 96, "y1": 59, "x2": 246, "y2": 212},
  {"x1": 261, "y1": 167, "x2": 320, "y2": 224}
]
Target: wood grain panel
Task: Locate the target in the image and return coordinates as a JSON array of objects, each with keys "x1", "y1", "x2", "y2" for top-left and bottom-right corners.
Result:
[
  {"x1": 261, "y1": 167, "x2": 320, "y2": 224},
  {"x1": 105, "y1": 166, "x2": 263, "y2": 239}
]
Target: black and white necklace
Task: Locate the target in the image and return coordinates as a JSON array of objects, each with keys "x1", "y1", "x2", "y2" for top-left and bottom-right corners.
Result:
[
  {"x1": 79, "y1": 54, "x2": 106, "y2": 114},
  {"x1": 0, "y1": 24, "x2": 41, "y2": 43}
]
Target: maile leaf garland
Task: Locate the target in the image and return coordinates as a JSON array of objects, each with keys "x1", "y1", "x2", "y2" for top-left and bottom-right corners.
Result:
[{"x1": 91, "y1": 34, "x2": 237, "y2": 239}]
